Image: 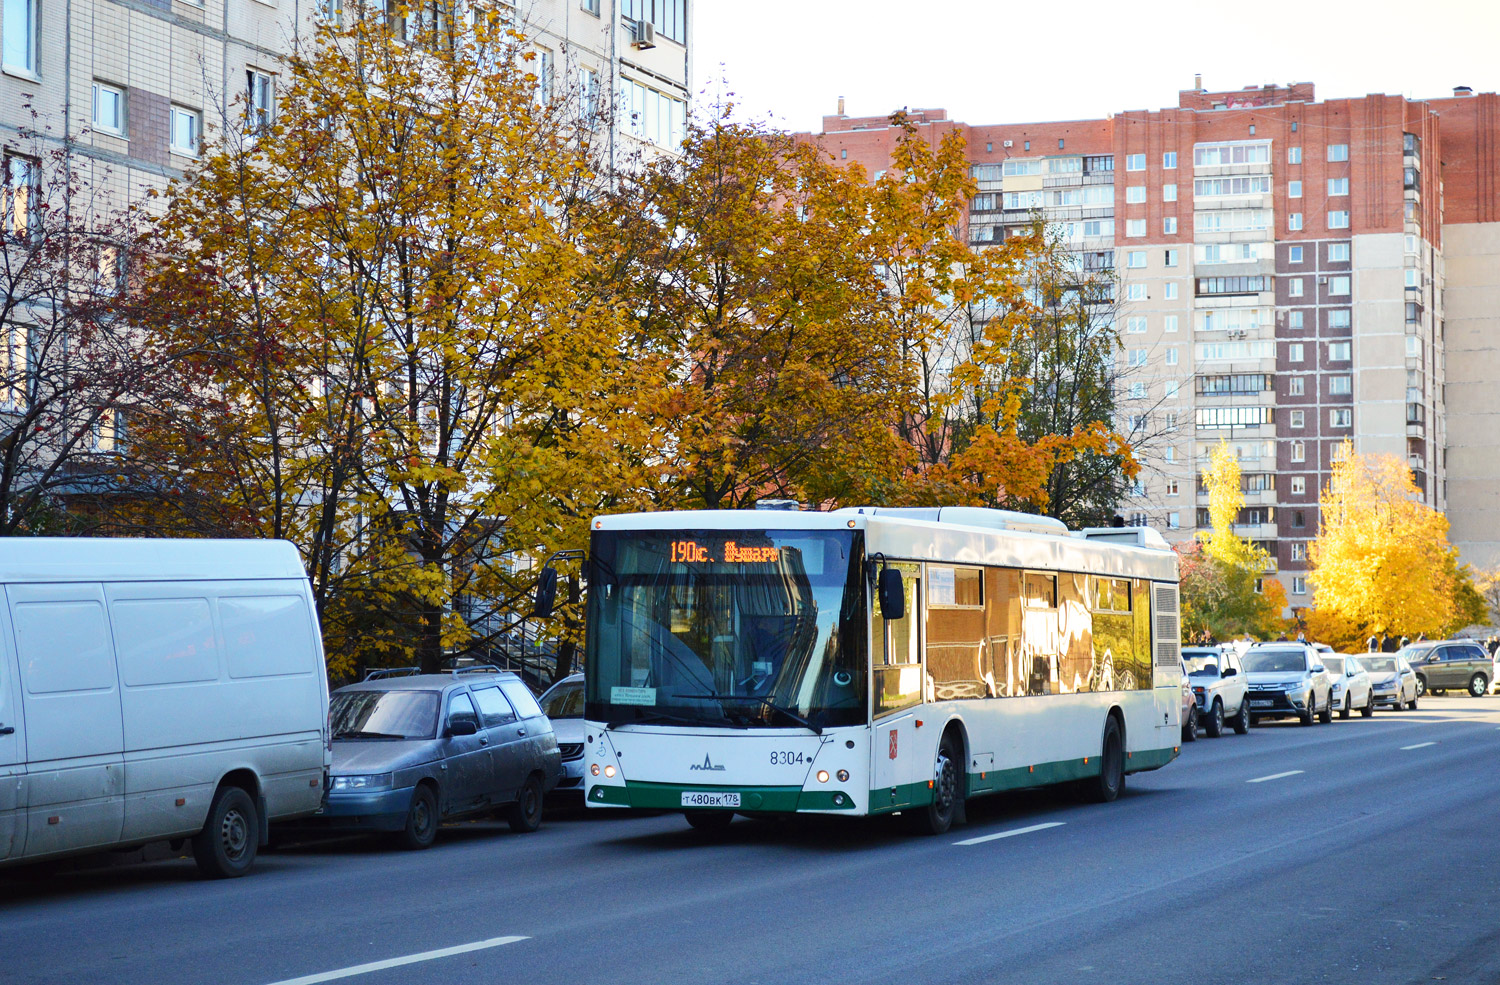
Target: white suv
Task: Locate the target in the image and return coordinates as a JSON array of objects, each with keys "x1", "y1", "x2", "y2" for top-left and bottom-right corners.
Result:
[{"x1": 1182, "y1": 646, "x2": 1252, "y2": 737}]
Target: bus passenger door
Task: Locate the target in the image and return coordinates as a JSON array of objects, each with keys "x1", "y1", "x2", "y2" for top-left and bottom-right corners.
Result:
[{"x1": 871, "y1": 563, "x2": 922, "y2": 810}]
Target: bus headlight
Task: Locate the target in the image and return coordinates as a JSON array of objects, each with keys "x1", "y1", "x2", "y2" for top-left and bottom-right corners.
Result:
[
  {"x1": 836, "y1": 769, "x2": 850, "y2": 782},
  {"x1": 590, "y1": 763, "x2": 600, "y2": 776},
  {"x1": 817, "y1": 770, "x2": 830, "y2": 783},
  {"x1": 604, "y1": 765, "x2": 616, "y2": 778}
]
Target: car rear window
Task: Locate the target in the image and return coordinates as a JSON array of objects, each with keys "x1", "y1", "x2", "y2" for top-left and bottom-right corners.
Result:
[{"x1": 500, "y1": 679, "x2": 544, "y2": 718}]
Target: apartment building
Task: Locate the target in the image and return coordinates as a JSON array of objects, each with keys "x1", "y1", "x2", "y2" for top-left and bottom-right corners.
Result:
[
  {"x1": 0, "y1": 0, "x2": 690, "y2": 223},
  {"x1": 805, "y1": 81, "x2": 1500, "y2": 607}
]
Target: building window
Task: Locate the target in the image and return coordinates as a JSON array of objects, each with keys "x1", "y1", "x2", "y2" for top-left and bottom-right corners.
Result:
[
  {"x1": 1405, "y1": 268, "x2": 1420, "y2": 288},
  {"x1": 1328, "y1": 177, "x2": 1349, "y2": 196},
  {"x1": 1130, "y1": 382, "x2": 1147, "y2": 399},
  {"x1": 1288, "y1": 278, "x2": 1303, "y2": 297},
  {"x1": 1327, "y1": 143, "x2": 1349, "y2": 162},
  {"x1": 1329, "y1": 309, "x2": 1351, "y2": 329},
  {"x1": 1023, "y1": 140, "x2": 1030, "y2": 151},
  {"x1": 1330, "y1": 408, "x2": 1352, "y2": 428},
  {"x1": 1328, "y1": 242, "x2": 1350, "y2": 262},
  {"x1": 1168, "y1": 511, "x2": 1180, "y2": 529},
  {"x1": 1290, "y1": 410, "x2": 1305, "y2": 428},
  {"x1": 247, "y1": 69, "x2": 274, "y2": 135},
  {"x1": 1288, "y1": 212, "x2": 1303, "y2": 231},
  {"x1": 3, "y1": 153, "x2": 39, "y2": 239},
  {"x1": 1125, "y1": 219, "x2": 1146, "y2": 238},
  {"x1": 582, "y1": 0, "x2": 600, "y2": 13},
  {"x1": 1288, "y1": 311, "x2": 1304, "y2": 329},
  {"x1": 1127, "y1": 250, "x2": 1146, "y2": 268},
  {"x1": 1163, "y1": 151, "x2": 1177, "y2": 169},
  {"x1": 1166, "y1": 348, "x2": 1179, "y2": 366},
  {"x1": 1289, "y1": 377, "x2": 1304, "y2": 396},
  {"x1": 1406, "y1": 336, "x2": 1420, "y2": 357},
  {"x1": 92, "y1": 81, "x2": 127, "y2": 136},
  {"x1": 580, "y1": 67, "x2": 601, "y2": 122},
  {"x1": 1329, "y1": 275, "x2": 1350, "y2": 295},
  {"x1": 1288, "y1": 180, "x2": 1302, "y2": 198},
  {"x1": 1293, "y1": 510, "x2": 1306, "y2": 528},
  {"x1": 985, "y1": 142, "x2": 992, "y2": 153},
  {"x1": 1126, "y1": 153, "x2": 1145, "y2": 171},
  {"x1": 1127, "y1": 283, "x2": 1147, "y2": 300},
  {"x1": 1162, "y1": 183, "x2": 1177, "y2": 202},
  {"x1": 1288, "y1": 146, "x2": 1302, "y2": 165},
  {"x1": 1129, "y1": 349, "x2": 1148, "y2": 367},
  {"x1": 1330, "y1": 376, "x2": 1351, "y2": 395},
  {"x1": 1164, "y1": 283, "x2": 1177, "y2": 300},
  {"x1": 316, "y1": 0, "x2": 340, "y2": 23},
  {"x1": 621, "y1": 0, "x2": 686, "y2": 44},
  {"x1": 1164, "y1": 249, "x2": 1178, "y2": 267},
  {"x1": 1164, "y1": 314, "x2": 1179, "y2": 333},
  {"x1": 1405, "y1": 234, "x2": 1419, "y2": 255},
  {"x1": 1289, "y1": 343, "x2": 1304, "y2": 362},
  {"x1": 1289, "y1": 245, "x2": 1303, "y2": 263},
  {"x1": 1292, "y1": 577, "x2": 1307, "y2": 595},
  {"x1": 1291, "y1": 477, "x2": 1306, "y2": 497},
  {"x1": 1163, "y1": 216, "x2": 1177, "y2": 235},
  {"x1": 623, "y1": 78, "x2": 688, "y2": 150},
  {"x1": 1328, "y1": 210, "x2": 1350, "y2": 229},
  {"x1": 1165, "y1": 413, "x2": 1179, "y2": 431},
  {"x1": 1165, "y1": 381, "x2": 1179, "y2": 398},
  {"x1": 1291, "y1": 441, "x2": 1305, "y2": 463},
  {"x1": 1126, "y1": 185, "x2": 1146, "y2": 204},
  {"x1": 1126, "y1": 316, "x2": 1147, "y2": 334},
  {"x1": 3, "y1": 0, "x2": 37, "y2": 74},
  {"x1": 1329, "y1": 341, "x2": 1351, "y2": 362},
  {"x1": 170, "y1": 106, "x2": 200, "y2": 156}
]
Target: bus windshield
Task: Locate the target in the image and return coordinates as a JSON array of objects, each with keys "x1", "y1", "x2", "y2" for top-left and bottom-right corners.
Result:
[{"x1": 584, "y1": 529, "x2": 867, "y2": 730}]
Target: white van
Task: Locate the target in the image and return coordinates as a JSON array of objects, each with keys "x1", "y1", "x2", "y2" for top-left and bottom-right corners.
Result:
[{"x1": 0, "y1": 538, "x2": 330, "y2": 878}]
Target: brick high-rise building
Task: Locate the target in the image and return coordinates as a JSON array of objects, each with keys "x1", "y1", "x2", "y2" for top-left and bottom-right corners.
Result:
[{"x1": 802, "y1": 81, "x2": 1500, "y2": 609}]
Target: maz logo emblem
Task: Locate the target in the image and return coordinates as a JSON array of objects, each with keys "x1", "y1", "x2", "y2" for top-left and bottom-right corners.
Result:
[{"x1": 689, "y1": 754, "x2": 726, "y2": 772}]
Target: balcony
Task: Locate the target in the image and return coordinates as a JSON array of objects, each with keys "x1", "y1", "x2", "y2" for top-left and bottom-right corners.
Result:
[{"x1": 1232, "y1": 522, "x2": 1278, "y2": 539}]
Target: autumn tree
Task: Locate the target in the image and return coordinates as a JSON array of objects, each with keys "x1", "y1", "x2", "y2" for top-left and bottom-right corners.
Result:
[
  {"x1": 1176, "y1": 440, "x2": 1285, "y2": 639},
  {"x1": 123, "y1": 3, "x2": 630, "y2": 677},
  {"x1": 1309, "y1": 444, "x2": 1459, "y2": 640}
]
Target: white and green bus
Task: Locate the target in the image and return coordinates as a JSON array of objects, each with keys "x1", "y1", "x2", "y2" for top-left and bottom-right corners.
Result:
[{"x1": 569, "y1": 505, "x2": 1182, "y2": 834}]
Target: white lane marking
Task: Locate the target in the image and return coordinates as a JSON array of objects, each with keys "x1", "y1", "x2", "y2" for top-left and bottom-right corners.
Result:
[
  {"x1": 1401, "y1": 742, "x2": 1436, "y2": 750},
  {"x1": 265, "y1": 936, "x2": 529, "y2": 985},
  {"x1": 1246, "y1": 770, "x2": 1304, "y2": 784},
  {"x1": 954, "y1": 821, "x2": 1065, "y2": 846}
]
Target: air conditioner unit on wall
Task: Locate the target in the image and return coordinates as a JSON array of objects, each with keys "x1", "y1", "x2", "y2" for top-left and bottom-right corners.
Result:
[
  {"x1": 631, "y1": 18, "x2": 656, "y2": 49},
  {"x1": 1003, "y1": 140, "x2": 1013, "y2": 148}
]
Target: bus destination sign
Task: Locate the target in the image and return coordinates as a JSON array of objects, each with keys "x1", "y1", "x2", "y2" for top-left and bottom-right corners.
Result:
[{"x1": 669, "y1": 539, "x2": 781, "y2": 565}]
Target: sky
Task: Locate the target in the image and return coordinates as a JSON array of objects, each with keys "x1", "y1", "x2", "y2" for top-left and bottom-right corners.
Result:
[{"x1": 692, "y1": 0, "x2": 1500, "y2": 134}]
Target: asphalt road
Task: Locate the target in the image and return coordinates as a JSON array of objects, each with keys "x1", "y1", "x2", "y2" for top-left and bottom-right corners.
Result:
[{"x1": 5, "y1": 696, "x2": 1500, "y2": 985}]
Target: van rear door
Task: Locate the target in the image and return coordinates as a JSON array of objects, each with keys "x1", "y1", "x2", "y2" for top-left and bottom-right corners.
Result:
[
  {"x1": 8, "y1": 584, "x2": 125, "y2": 857},
  {"x1": 0, "y1": 601, "x2": 25, "y2": 861}
]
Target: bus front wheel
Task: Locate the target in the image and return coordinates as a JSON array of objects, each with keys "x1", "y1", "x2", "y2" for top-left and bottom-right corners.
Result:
[{"x1": 910, "y1": 731, "x2": 962, "y2": 836}]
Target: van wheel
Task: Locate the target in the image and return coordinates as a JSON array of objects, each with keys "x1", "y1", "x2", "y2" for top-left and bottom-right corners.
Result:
[
  {"x1": 506, "y1": 775, "x2": 544, "y2": 834},
  {"x1": 399, "y1": 785, "x2": 439, "y2": 849},
  {"x1": 193, "y1": 785, "x2": 258, "y2": 879},
  {"x1": 1083, "y1": 716, "x2": 1125, "y2": 804}
]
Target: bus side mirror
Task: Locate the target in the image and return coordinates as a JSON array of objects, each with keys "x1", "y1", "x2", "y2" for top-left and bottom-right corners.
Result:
[
  {"x1": 878, "y1": 568, "x2": 905, "y2": 621},
  {"x1": 533, "y1": 567, "x2": 558, "y2": 619}
]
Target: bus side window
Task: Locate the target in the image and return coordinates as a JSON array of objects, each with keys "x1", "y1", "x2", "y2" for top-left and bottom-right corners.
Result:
[
  {"x1": 927, "y1": 566, "x2": 986, "y2": 701},
  {"x1": 872, "y1": 563, "x2": 921, "y2": 717},
  {"x1": 984, "y1": 568, "x2": 1022, "y2": 697}
]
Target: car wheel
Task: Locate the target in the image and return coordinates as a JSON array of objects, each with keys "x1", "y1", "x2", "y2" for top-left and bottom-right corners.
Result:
[
  {"x1": 1470, "y1": 674, "x2": 1489, "y2": 698},
  {"x1": 1339, "y1": 695, "x2": 1351, "y2": 720},
  {"x1": 506, "y1": 775, "x2": 544, "y2": 834},
  {"x1": 910, "y1": 731, "x2": 963, "y2": 835},
  {"x1": 1408, "y1": 694, "x2": 1419, "y2": 711},
  {"x1": 1299, "y1": 697, "x2": 1315, "y2": 727},
  {"x1": 1232, "y1": 698, "x2": 1250, "y2": 735},
  {"x1": 1319, "y1": 695, "x2": 1333, "y2": 724},
  {"x1": 1361, "y1": 693, "x2": 1375, "y2": 718},
  {"x1": 397, "y1": 784, "x2": 439, "y2": 850},
  {"x1": 193, "y1": 785, "x2": 258, "y2": 879},
  {"x1": 684, "y1": 810, "x2": 734, "y2": 832},
  {"x1": 1415, "y1": 676, "x2": 1427, "y2": 697},
  {"x1": 1205, "y1": 700, "x2": 1225, "y2": 738},
  {"x1": 1181, "y1": 706, "x2": 1197, "y2": 743},
  {"x1": 1082, "y1": 715, "x2": 1125, "y2": 804}
]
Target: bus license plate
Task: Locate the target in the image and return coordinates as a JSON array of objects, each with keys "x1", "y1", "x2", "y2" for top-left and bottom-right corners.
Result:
[{"x1": 682, "y1": 791, "x2": 740, "y2": 808}]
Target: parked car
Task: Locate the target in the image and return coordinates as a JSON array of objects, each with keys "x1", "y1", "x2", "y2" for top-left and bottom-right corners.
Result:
[
  {"x1": 538, "y1": 673, "x2": 586, "y2": 803},
  {"x1": 0, "y1": 538, "x2": 329, "y2": 879},
  {"x1": 1182, "y1": 646, "x2": 1251, "y2": 737},
  {"x1": 1179, "y1": 661, "x2": 1197, "y2": 743},
  {"x1": 1359, "y1": 653, "x2": 1419, "y2": 710},
  {"x1": 322, "y1": 673, "x2": 561, "y2": 849},
  {"x1": 1401, "y1": 640, "x2": 1495, "y2": 697},
  {"x1": 1243, "y1": 642, "x2": 1333, "y2": 726},
  {"x1": 1321, "y1": 654, "x2": 1374, "y2": 718}
]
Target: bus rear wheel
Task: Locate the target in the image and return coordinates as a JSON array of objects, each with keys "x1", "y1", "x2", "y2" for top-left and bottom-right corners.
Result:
[
  {"x1": 910, "y1": 732, "x2": 962, "y2": 836},
  {"x1": 1083, "y1": 716, "x2": 1125, "y2": 804}
]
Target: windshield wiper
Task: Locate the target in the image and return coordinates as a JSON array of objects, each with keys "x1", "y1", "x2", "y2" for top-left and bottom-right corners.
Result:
[
  {"x1": 669, "y1": 691, "x2": 822, "y2": 734},
  {"x1": 605, "y1": 711, "x2": 736, "y2": 730},
  {"x1": 333, "y1": 730, "x2": 407, "y2": 740}
]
